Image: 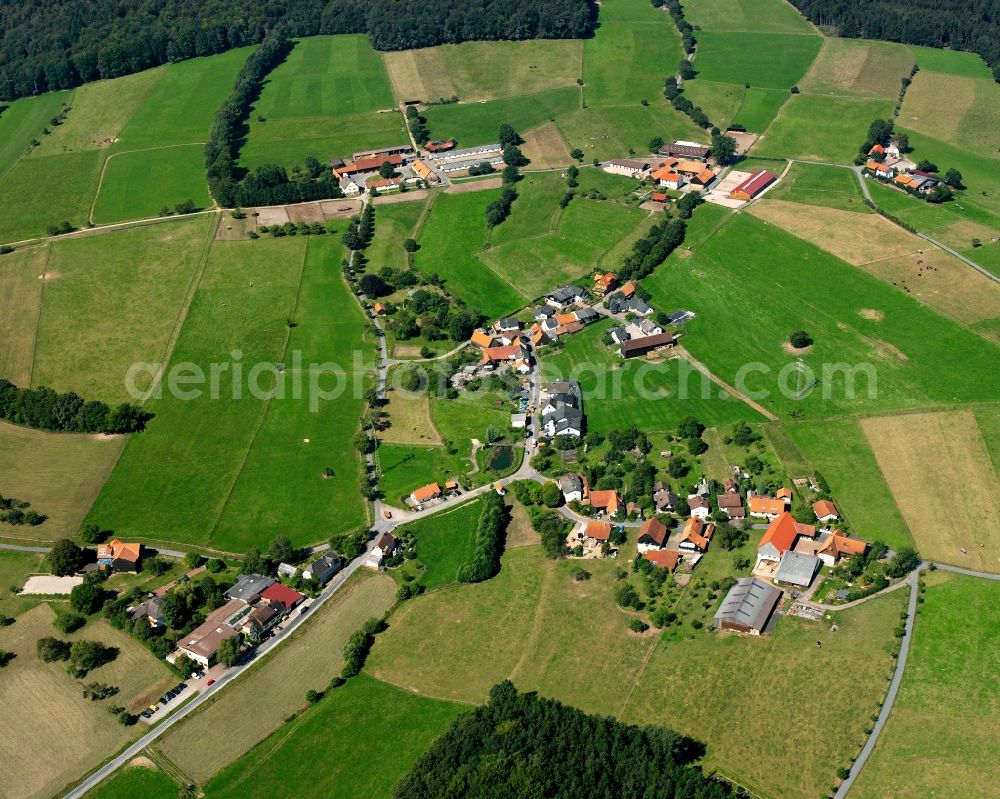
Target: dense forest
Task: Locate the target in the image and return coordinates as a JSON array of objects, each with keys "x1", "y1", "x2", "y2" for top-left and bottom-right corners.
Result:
[
  {"x1": 0, "y1": 0, "x2": 596, "y2": 100},
  {"x1": 394, "y1": 681, "x2": 731, "y2": 799},
  {"x1": 790, "y1": 0, "x2": 1000, "y2": 81}
]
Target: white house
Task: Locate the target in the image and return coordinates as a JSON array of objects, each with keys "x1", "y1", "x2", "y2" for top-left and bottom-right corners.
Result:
[
  {"x1": 558, "y1": 473, "x2": 584, "y2": 503},
  {"x1": 339, "y1": 176, "x2": 363, "y2": 196},
  {"x1": 688, "y1": 495, "x2": 711, "y2": 519},
  {"x1": 365, "y1": 532, "x2": 398, "y2": 570},
  {"x1": 604, "y1": 159, "x2": 650, "y2": 178}
]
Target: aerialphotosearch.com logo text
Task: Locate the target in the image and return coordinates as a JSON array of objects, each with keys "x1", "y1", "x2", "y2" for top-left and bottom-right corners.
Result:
[{"x1": 125, "y1": 350, "x2": 879, "y2": 411}]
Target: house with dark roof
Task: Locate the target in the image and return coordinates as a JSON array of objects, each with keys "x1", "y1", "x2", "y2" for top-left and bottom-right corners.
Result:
[
  {"x1": 620, "y1": 332, "x2": 676, "y2": 359},
  {"x1": 717, "y1": 492, "x2": 746, "y2": 520},
  {"x1": 604, "y1": 159, "x2": 651, "y2": 177},
  {"x1": 129, "y1": 596, "x2": 166, "y2": 628},
  {"x1": 653, "y1": 484, "x2": 681, "y2": 514},
  {"x1": 558, "y1": 473, "x2": 585, "y2": 503},
  {"x1": 224, "y1": 574, "x2": 275, "y2": 605},
  {"x1": 303, "y1": 552, "x2": 344, "y2": 585},
  {"x1": 774, "y1": 551, "x2": 820, "y2": 588},
  {"x1": 546, "y1": 285, "x2": 587, "y2": 309},
  {"x1": 713, "y1": 577, "x2": 781, "y2": 635},
  {"x1": 366, "y1": 533, "x2": 398, "y2": 570},
  {"x1": 658, "y1": 141, "x2": 711, "y2": 160},
  {"x1": 756, "y1": 513, "x2": 816, "y2": 569}
]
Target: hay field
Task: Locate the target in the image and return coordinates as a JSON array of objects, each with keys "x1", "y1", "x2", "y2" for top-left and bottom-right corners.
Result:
[
  {"x1": 31, "y1": 215, "x2": 215, "y2": 402},
  {"x1": 92, "y1": 144, "x2": 209, "y2": 222},
  {"x1": 898, "y1": 70, "x2": 1000, "y2": 157},
  {"x1": 380, "y1": 378, "x2": 443, "y2": 446},
  {"x1": 747, "y1": 198, "x2": 1000, "y2": 331},
  {"x1": 861, "y1": 410, "x2": 1000, "y2": 571},
  {"x1": 0, "y1": 245, "x2": 46, "y2": 384},
  {"x1": 0, "y1": 421, "x2": 125, "y2": 541},
  {"x1": 384, "y1": 40, "x2": 581, "y2": 103},
  {"x1": 519, "y1": 121, "x2": 573, "y2": 168},
  {"x1": 799, "y1": 38, "x2": 915, "y2": 100},
  {"x1": 203, "y1": 674, "x2": 467, "y2": 799},
  {"x1": 622, "y1": 589, "x2": 907, "y2": 799},
  {"x1": 0, "y1": 604, "x2": 175, "y2": 799},
  {"x1": 156, "y1": 572, "x2": 396, "y2": 783},
  {"x1": 851, "y1": 572, "x2": 1000, "y2": 799},
  {"x1": 0, "y1": 91, "x2": 73, "y2": 178}
]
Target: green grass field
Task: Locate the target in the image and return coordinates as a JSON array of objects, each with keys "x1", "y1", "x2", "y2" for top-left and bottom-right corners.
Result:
[
  {"x1": 412, "y1": 191, "x2": 525, "y2": 317},
  {"x1": 684, "y1": 0, "x2": 817, "y2": 34},
  {"x1": 908, "y1": 45, "x2": 994, "y2": 79},
  {"x1": 84, "y1": 765, "x2": 178, "y2": 799},
  {"x1": 542, "y1": 318, "x2": 765, "y2": 433},
  {"x1": 622, "y1": 588, "x2": 907, "y2": 799},
  {"x1": 157, "y1": 573, "x2": 396, "y2": 782},
  {"x1": 850, "y1": 573, "x2": 1000, "y2": 799},
  {"x1": 422, "y1": 86, "x2": 580, "y2": 148},
  {"x1": 765, "y1": 161, "x2": 871, "y2": 212},
  {"x1": 87, "y1": 234, "x2": 369, "y2": 551},
  {"x1": 0, "y1": 91, "x2": 73, "y2": 179},
  {"x1": 0, "y1": 150, "x2": 105, "y2": 243},
  {"x1": 30, "y1": 215, "x2": 214, "y2": 402},
  {"x1": 899, "y1": 70, "x2": 1000, "y2": 158},
  {"x1": 241, "y1": 35, "x2": 405, "y2": 169},
  {"x1": 203, "y1": 674, "x2": 466, "y2": 799},
  {"x1": 432, "y1": 392, "x2": 511, "y2": 459},
  {"x1": 377, "y1": 443, "x2": 469, "y2": 505},
  {"x1": 0, "y1": 550, "x2": 47, "y2": 617},
  {"x1": 641, "y1": 210, "x2": 1000, "y2": 419},
  {"x1": 975, "y1": 407, "x2": 1000, "y2": 482},
  {"x1": 0, "y1": 245, "x2": 47, "y2": 385},
  {"x1": 0, "y1": 421, "x2": 125, "y2": 542},
  {"x1": 694, "y1": 32, "x2": 821, "y2": 90},
  {"x1": 399, "y1": 500, "x2": 482, "y2": 589},
  {"x1": 367, "y1": 200, "x2": 427, "y2": 270},
  {"x1": 754, "y1": 94, "x2": 894, "y2": 162},
  {"x1": 782, "y1": 418, "x2": 913, "y2": 550},
  {"x1": 92, "y1": 145, "x2": 210, "y2": 222}
]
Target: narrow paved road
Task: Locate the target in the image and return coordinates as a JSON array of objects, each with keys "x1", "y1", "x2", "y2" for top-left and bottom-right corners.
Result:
[
  {"x1": 833, "y1": 570, "x2": 919, "y2": 799},
  {"x1": 61, "y1": 538, "x2": 377, "y2": 799},
  {"x1": 0, "y1": 542, "x2": 188, "y2": 558}
]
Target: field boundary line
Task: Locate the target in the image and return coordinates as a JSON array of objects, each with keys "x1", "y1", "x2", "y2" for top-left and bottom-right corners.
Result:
[
  {"x1": 138, "y1": 214, "x2": 220, "y2": 404},
  {"x1": 507, "y1": 560, "x2": 554, "y2": 682},
  {"x1": 24, "y1": 242, "x2": 52, "y2": 388},
  {"x1": 0, "y1": 88, "x2": 78, "y2": 184},
  {"x1": 362, "y1": 672, "x2": 478, "y2": 707},
  {"x1": 205, "y1": 238, "x2": 309, "y2": 544}
]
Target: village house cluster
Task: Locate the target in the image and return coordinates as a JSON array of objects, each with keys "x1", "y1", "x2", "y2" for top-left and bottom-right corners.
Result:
[
  {"x1": 604, "y1": 140, "x2": 720, "y2": 202},
  {"x1": 862, "y1": 141, "x2": 953, "y2": 196}
]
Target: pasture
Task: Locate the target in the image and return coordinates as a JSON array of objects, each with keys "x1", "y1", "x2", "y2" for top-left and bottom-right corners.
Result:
[
  {"x1": 384, "y1": 40, "x2": 582, "y2": 103},
  {"x1": 754, "y1": 94, "x2": 894, "y2": 162},
  {"x1": 908, "y1": 45, "x2": 994, "y2": 80},
  {"x1": 747, "y1": 198, "x2": 1000, "y2": 333},
  {"x1": 412, "y1": 191, "x2": 524, "y2": 317},
  {"x1": 422, "y1": 86, "x2": 580, "y2": 148},
  {"x1": 693, "y1": 32, "x2": 821, "y2": 90},
  {"x1": 557, "y1": 103, "x2": 705, "y2": 162},
  {"x1": 850, "y1": 573, "x2": 1000, "y2": 799},
  {"x1": 622, "y1": 589, "x2": 906, "y2": 799},
  {"x1": 0, "y1": 245, "x2": 46, "y2": 384},
  {"x1": 156, "y1": 572, "x2": 396, "y2": 783},
  {"x1": 783, "y1": 418, "x2": 913, "y2": 551},
  {"x1": 88, "y1": 234, "x2": 369, "y2": 551},
  {"x1": 92, "y1": 145, "x2": 209, "y2": 222},
  {"x1": 30, "y1": 215, "x2": 215, "y2": 402},
  {"x1": 203, "y1": 674, "x2": 467, "y2": 799},
  {"x1": 399, "y1": 500, "x2": 482, "y2": 590},
  {"x1": 0, "y1": 91, "x2": 73, "y2": 179},
  {"x1": 640, "y1": 211, "x2": 1000, "y2": 418},
  {"x1": 541, "y1": 319, "x2": 765, "y2": 433},
  {"x1": 0, "y1": 604, "x2": 175, "y2": 799},
  {"x1": 683, "y1": 0, "x2": 817, "y2": 34},
  {"x1": 681, "y1": 79, "x2": 788, "y2": 132},
  {"x1": 0, "y1": 150, "x2": 104, "y2": 243},
  {"x1": 431, "y1": 391, "x2": 511, "y2": 460},
  {"x1": 367, "y1": 545, "x2": 660, "y2": 716},
  {"x1": 366, "y1": 200, "x2": 426, "y2": 271},
  {"x1": 242, "y1": 35, "x2": 405, "y2": 169},
  {"x1": 762, "y1": 162, "x2": 870, "y2": 212},
  {"x1": 0, "y1": 422, "x2": 125, "y2": 542},
  {"x1": 85, "y1": 764, "x2": 178, "y2": 799},
  {"x1": 799, "y1": 38, "x2": 915, "y2": 100},
  {"x1": 860, "y1": 410, "x2": 1000, "y2": 571}
]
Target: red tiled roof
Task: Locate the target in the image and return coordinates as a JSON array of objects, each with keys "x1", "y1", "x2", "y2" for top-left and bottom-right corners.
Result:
[
  {"x1": 650, "y1": 192, "x2": 668, "y2": 202},
  {"x1": 758, "y1": 512, "x2": 815, "y2": 553},
  {"x1": 585, "y1": 521, "x2": 612, "y2": 541},
  {"x1": 643, "y1": 549, "x2": 681, "y2": 570},
  {"x1": 589, "y1": 490, "x2": 621, "y2": 515},
  {"x1": 748, "y1": 495, "x2": 785, "y2": 516},
  {"x1": 260, "y1": 583, "x2": 304, "y2": 609},
  {"x1": 731, "y1": 169, "x2": 776, "y2": 199},
  {"x1": 638, "y1": 518, "x2": 669, "y2": 547},
  {"x1": 411, "y1": 483, "x2": 441, "y2": 502},
  {"x1": 812, "y1": 499, "x2": 839, "y2": 518}
]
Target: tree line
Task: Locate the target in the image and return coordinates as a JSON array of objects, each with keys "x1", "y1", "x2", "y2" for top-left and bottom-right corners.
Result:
[
  {"x1": 0, "y1": 379, "x2": 150, "y2": 434},
  {"x1": 0, "y1": 0, "x2": 597, "y2": 101},
  {"x1": 203, "y1": 30, "x2": 344, "y2": 207},
  {"x1": 790, "y1": 0, "x2": 1000, "y2": 82},
  {"x1": 456, "y1": 491, "x2": 509, "y2": 583},
  {"x1": 394, "y1": 680, "x2": 729, "y2": 799}
]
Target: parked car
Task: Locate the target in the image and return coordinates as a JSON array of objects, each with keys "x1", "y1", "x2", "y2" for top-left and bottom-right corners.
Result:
[
  {"x1": 148, "y1": 704, "x2": 158, "y2": 713},
  {"x1": 206, "y1": 679, "x2": 215, "y2": 686}
]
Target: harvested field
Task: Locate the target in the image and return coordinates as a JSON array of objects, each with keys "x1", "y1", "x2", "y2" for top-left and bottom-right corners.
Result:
[
  {"x1": 445, "y1": 177, "x2": 503, "y2": 193},
  {"x1": 380, "y1": 381, "x2": 443, "y2": 446},
  {"x1": 748, "y1": 199, "x2": 1000, "y2": 329},
  {"x1": 861, "y1": 410, "x2": 1000, "y2": 571},
  {"x1": 0, "y1": 604, "x2": 175, "y2": 799},
  {"x1": 505, "y1": 497, "x2": 540, "y2": 548},
  {"x1": 0, "y1": 421, "x2": 125, "y2": 541},
  {"x1": 157, "y1": 572, "x2": 396, "y2": 783},
  {"x1": 519, "y1": 121, "x2": 573, "y2": 168},
  {"x1": 0, "y1": 245, "x2": 46, "y2": 385},
  {"x1": 899, "y1": 71, "x2": 1000, "y2": 156},
  {"x1": 383, "y1": 48, "x2": 455, "y2": 102}
]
